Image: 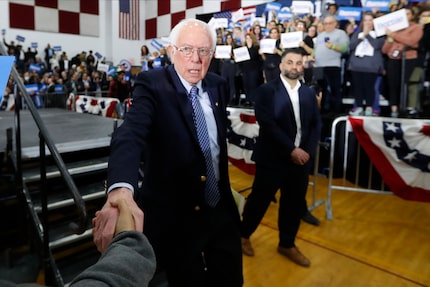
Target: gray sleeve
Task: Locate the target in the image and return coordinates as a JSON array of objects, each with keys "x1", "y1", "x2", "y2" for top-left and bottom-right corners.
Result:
[{"x1": 70, "y1": 231, "x2": 156, "y2": 287}]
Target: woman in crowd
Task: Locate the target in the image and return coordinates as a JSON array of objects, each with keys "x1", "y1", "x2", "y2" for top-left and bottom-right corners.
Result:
[
  {"x1": 260, "y1": 27, "x2": 283, "y2": 82},
  {"x1": 140, "y1": 45, "x2": 151, "y2": 71},
  {"x1": 220, "y1": 33, "x2": 240, "y2": 105},
  {"x1": 382, "y1": 7, "x2": 423, "y2": 117},
  {"x1": 348, "y1": 12, "x2": 385, "y2": 116},
  {"x1": 240, "y1": 33, "x2": 264, "y2": 105}
]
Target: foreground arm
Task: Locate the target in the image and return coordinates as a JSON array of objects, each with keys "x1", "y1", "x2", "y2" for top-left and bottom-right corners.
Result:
[{"x1": 72, "y1": 199, "x2": 154, "y2": 287}]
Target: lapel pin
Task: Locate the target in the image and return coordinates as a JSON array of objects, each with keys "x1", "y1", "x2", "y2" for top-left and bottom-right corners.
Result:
[{"x1": 215, "y1": 102, "x2": 219, "y2": 107}]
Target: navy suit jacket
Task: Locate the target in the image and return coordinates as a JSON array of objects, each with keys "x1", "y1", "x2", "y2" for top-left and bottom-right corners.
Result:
[
  {"x1": 107, "y1": 65, "x2": 240, "y2": 254},
  {"x1": 251, "y1": 77, "x2": 322, "y2": 168}
]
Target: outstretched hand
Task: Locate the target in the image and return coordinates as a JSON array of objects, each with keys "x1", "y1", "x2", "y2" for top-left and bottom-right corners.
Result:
[{"x1": 92, "y1": 188, "x2": 144, "y2": 253}]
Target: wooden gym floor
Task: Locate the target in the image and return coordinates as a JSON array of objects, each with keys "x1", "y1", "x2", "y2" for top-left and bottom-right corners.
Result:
[{"x1": 229, "y1": 165, "x2": 430, "y2": 287}]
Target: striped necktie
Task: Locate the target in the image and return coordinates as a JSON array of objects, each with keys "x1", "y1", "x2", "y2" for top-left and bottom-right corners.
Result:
[{"x1": 188, "y1": 86, "x2": 220, "y2": 207}]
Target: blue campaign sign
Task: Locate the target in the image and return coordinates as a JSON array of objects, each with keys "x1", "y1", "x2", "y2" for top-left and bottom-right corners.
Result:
[
  {"x1": 363, "y1": 0, "x2": 391, "y2": 12},
  {"x1": 95, "y1": 51, "x2": 103, "y2": 59},
  {"x1": 1, "y1": 29, "x2": 6, "y2": 36},
  {"x1": 16, "y1": 35, "x2": 25, "y2": 42},
  {"x1": 0, "y1": 56, "x2": 15, "y2": 104},
  {"x1": 53, "y1": 45, "x2": 62, "y2": 52},
  {"x1": 337, "y1": 7, "x2": 363, "y2": 21},
  {"x1": 31, "y1": 42, "x2": 38, "y2": 48}
]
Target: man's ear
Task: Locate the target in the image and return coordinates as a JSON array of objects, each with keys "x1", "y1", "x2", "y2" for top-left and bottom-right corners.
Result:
[{"x1": 167, "y1": 46, "x2": 175, "y2": 63}]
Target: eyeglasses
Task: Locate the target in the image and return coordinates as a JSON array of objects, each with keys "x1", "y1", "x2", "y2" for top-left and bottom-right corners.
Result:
[{"x1": 174, "y1": 46, "x2": 213, "y2": 58}]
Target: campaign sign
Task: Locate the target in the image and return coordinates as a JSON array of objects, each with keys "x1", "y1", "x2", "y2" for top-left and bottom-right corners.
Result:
[
  {"x1": 25, "y1": 83, "x2": 39, "y2": 94},
  {"x1": 1, "y1": 29, "x2": 6, "y2": 36},
  {"x1": 373, "y1": 8, "x2": 409, "y2": 37},
  {"x1": 16, "y1": 35, "x2": 25, "y2": 42},
  {"x1": 363, "y1": 0, "x2": 391, "y2": 12},
  {"x1": 119, "y1": 59, "x2": 132, "y2": 72},
  {"x1": 291, "y1": 1, "x2": 314, "y2": 15},
  {"x1": 95, "y1": 52, "x2": 103, "y2": 59},
  {"x1": 337, "y1": 7, "x2": 363, "y2": 21},
  {"x1": 278, "y1": 8, "x2": 293, "y2": 21},
  {"x1": 29, "y1": 63, "x2": 42, "y2": 73},
  {"x1": 281, "y1": 31, "x2": 303, "y2": 48},
  {"x1": 260, "y1": 38, "x2": 277, "y2": 54},
  {"x1": 208, "y1": 18, "x2": 229, "y2": 30},
  {"x1": 53, "y1": 45, "x2": 62, "y2": 52},
  {"x1": 233, "y1": 47, "x2": 251, "y2": 62},
  {"x1": 97, "y1": 63, "x2": 109, "y2": 73},
  {"x1": 215, "y1": 45, "x2": 232, "y2": 59},
  {"x1": 265, "y1": 2, "x2": 282, "y2": 12},
  {"x1": 31, "y1": 42, "x2": 38, "y2": 48},
  {"x1": 0, "y1": 56, "x2": 15, "y2": 103}
]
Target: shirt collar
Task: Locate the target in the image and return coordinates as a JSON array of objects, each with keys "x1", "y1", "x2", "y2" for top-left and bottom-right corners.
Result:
[{"x1": 280, "y1": 74, "x2": 301, "y2": 92}]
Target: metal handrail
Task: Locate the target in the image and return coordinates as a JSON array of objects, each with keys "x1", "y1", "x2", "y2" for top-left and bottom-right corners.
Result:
[{"x1": 0, "y1": 44, "x2": 87, "y2": 234}]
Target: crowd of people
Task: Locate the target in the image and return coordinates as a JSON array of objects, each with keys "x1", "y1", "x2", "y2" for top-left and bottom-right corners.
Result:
[{"x1": 2, "y1": 2, "x2": 430, "y2": 118}]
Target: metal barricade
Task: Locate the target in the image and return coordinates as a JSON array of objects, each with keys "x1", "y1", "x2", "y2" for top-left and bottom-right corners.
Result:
[{"x1": 325, "y1": 116, "x2": 392, "y2": 220}]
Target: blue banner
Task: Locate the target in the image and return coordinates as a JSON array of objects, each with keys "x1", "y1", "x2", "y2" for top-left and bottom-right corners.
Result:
[
  {"x1": 16, "y1": 35, "x2": 25, "y2": 42},
  {"x1": 0, "y1": 56, "x2": 15, "y2": 104},
  {"x1": 337, "y1": 7, "x2": 363, "y2": 21},
  {"x1": 29, "y1": 63, "x2": 42, "y2": 73},
  {"x1": 53, "y1": 45, "x2": 62, "y2": 52},
  {"x1": 363, "y1": 0, "x2": 391, "y2": 12}
]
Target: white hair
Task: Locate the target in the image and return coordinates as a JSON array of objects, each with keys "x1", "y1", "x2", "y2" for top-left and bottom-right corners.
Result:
[{"x1": 168, "y1": 18, "x2": 216, "y2": 49}]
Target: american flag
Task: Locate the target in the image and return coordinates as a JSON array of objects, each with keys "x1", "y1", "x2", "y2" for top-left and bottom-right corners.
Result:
[
  {"x1": 213, "y1": 6, "x2": 257, "y2": 31},
  {"x1": 349, "y1": 116, "x2": 430, "y2": 202},
  {"x1": 119, "y1": 0, "x2": 140, "y2": 40}
]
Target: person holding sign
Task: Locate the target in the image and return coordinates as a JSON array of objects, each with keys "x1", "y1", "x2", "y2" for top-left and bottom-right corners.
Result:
[
  {"x1": 348, "y1": 12, "x2": 385, "y2": 116},
  {"x1": 260, "y1": 27, "x2": 283, "y2": 82},
  {"x1": 382, "y1": 7, "x2": 423, "y2": 118},
  {"x1": 239, "y1": 33, "x2": 264, "y2": 105}
]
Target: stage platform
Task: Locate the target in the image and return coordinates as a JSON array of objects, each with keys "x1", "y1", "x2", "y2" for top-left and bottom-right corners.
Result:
[{"x1": 0, "y1": 109, "x2": 121, "y2": 159}]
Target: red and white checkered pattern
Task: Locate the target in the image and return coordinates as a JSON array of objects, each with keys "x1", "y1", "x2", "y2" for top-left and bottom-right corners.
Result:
[
  {"x1": 145, "y1": 0, "x2": 271, "y2": 39},
  {"x1": 8, "y1": 0, "x2": 99, "y2": 37}
]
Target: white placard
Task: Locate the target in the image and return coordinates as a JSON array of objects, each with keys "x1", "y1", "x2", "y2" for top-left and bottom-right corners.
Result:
[
  {"x1": 373, "y1": 9, "x2": 409, "y2": 37},
  {"x1": 209, "y1": 18, "x2": 229, "y2": 30},
  {"x1": 215, "y1": 45, "x2": 232, "y2": 59},
  {"x1": 281, "y1": 31, "x2": 304, "y2": 48},
  {"x1": 233, "y1": 47, "x2": 251, "y2": 62},
  {"x1": 97, "y1": 63, "x2": 109, "y2": 73},
  {"x1": 291, "y1": 1, "x2": 314, "y2": 14},
  {"x1": 260, "y1": 38, "x2": 277, "y2": 54},
  {"x1": 253, "y1": 17, "x2": 266, "y2": 28}
]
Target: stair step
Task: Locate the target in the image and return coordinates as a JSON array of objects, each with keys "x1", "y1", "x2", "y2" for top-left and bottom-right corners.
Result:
[
  {"x1": 22, "y1": 157, "x2": 108, "y2": 183},
  {"x1": 50, "y1": 228, "x2": 93, "y2": 250},
  {"x1": 33, "y1": 182, "x2": 106, "y2": 213}
]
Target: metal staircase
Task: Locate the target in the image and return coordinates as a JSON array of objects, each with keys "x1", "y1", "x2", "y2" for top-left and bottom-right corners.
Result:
[{"x1": 0, "y1": 42, "x2": 115, "y2": 286}]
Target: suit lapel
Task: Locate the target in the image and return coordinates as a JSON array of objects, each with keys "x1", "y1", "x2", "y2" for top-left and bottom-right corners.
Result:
[{"x1": 167, "y1": 66, "x2": 199, "y2": 144}]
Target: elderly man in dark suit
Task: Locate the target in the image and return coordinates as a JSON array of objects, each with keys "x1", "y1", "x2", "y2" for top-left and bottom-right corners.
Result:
[
  {"x1": 92, "y1": 19, "x2": 243, "y2": 287},
  {"x1": 240, "y1": 48, "x2": 322, "y2": 267}
]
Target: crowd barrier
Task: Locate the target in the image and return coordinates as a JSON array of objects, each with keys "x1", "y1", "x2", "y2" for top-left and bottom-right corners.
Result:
[
  {"x1": 67, "y1": 94, "x2": 120, "y2": 118},
  {"x1": 325, "y1": 115, "x2": 430, "y2": 220}
]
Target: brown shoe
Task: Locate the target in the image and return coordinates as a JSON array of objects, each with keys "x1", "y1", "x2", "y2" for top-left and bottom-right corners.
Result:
[
  {"x1": 277, "y1": 246, "x2": 311, "y2": 267},
  {"x1": 241, "y1": 238, "x2": 255, "y2": 256}
]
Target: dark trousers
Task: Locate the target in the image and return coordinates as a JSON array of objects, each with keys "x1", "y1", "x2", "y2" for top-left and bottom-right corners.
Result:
[
  {"x1": 318, "y1": 66, "x2": 342, "y2": 114},
  {"x1": 151, "y1": 202, "x2": 243, "y2": 287},
  {"x1": 242, "y1": 69, "x2": 263, "y2": 103},
  {"x1": 386, "y1": 58, "x2": 416, "y2": 107},
  {"x1": 241, "y1": 163, "x2": 310, "y2": 247},
  {"x1": 351, "y1": 71, "x2": 378, "y2": 107}
]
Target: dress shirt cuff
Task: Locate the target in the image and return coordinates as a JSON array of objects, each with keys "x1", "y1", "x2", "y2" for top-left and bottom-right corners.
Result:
[{"x1": 107, "y1": 182, "x2": 135, "y2": 195}]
